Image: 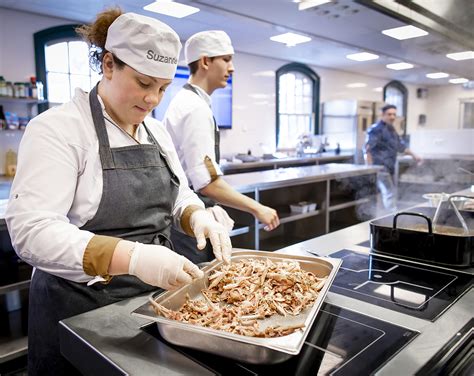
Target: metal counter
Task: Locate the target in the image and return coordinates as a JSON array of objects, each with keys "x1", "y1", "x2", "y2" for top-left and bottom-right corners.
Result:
[
  {"x1": 221, "y1": 153, "x2": 353, "y2": 174},
  {"x1": 223, "y1": 163, "x2": 380, "y2": 193},
  {"x1": 59, "y1": 207, "x2": 473, "y2": 375}
]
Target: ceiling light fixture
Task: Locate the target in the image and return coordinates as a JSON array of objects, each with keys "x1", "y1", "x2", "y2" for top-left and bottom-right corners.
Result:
[
  {"x1": 298, "y1": 0, "x2": 331, "y2": 11},
  {"x1": 144, "y1": 0, "x2": 199, "y2": 18},
  {"x1": 346, "y1": 52, "x2": 379, "y2": 61},
  {"x1": 386, "y1": 62, "x2": 414, "y2": 70},
  {"x1": 346, "y1": 83, "x2": 367, "y2": 88},
  {"x1": 270, "y1": 32, "x2": 311, "y2": 47},
  {"x1": 446, "y1": 51, "x2": 474, "y2": 61},
  {"x1": 382, "y1": 25, "x2": 428, "y2": 40},
  {"x1": 426, "y1": 72, "x2": 449, "y2": 79},
  {"x1": 449, "y1": 78, "x2": 468, "y2": 84}
]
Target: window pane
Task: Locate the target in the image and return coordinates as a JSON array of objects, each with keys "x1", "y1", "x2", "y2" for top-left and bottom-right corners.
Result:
[
  {"x1": 303, "y1": 96, "x2": 312, "y2": 113},
  {"x1": 277, "y1": 66, "x2": 319, "y2": 148},
  {"x1": 70, "y1": 74, "x2": 91, "y2": 98},
  {"x1": 69, "y1": 41, "x2": 90, "y2": 75},
  {"x1": 47, "y1": 72, "x2": 70, "y2": 103},
  {"x1": 385, "y1": 86, "x2": 404, "y2": 117},
  {"x1": 45, "y1": 42, "x2": 69, "y2": 73}
]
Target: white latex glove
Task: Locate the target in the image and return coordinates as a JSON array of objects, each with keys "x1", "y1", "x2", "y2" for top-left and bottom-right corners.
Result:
[
  {"x1": 190, "y1": 209, "x2": 233, "y2": 264},
  {"x1": 128, "y1": 243, "x2": 204, "y2": 290},
  {"x1": 206, "y1": 206, "x2": 235, "y2": 232}
]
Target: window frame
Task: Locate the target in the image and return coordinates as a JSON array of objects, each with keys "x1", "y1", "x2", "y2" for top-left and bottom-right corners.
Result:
[
  {"x1": 383, "y1": 80, "x2": 408, "y2": 135},
  {"x1": 275, "y1": 63, "x2": 320, "y2": 150},
  {"x1": 34, "y1": 24, "x2": 82, "y2": 113}
]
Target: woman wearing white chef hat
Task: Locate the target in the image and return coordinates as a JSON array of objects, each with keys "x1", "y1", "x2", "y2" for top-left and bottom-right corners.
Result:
[
  {"x1": 164, "y1": 30, "x2": 280, "y2": 263},
  {"x1": 5, "y1": 9, "x2": 231, "y2": 374}
]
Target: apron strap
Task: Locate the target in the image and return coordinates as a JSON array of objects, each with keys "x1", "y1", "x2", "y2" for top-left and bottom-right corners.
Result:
[
  {"x1": 183, "y1": 83, "x2": 220, "y2": 162},
  {"x1": 89, "y1": 84, "x2": 115, "y2": 170}
]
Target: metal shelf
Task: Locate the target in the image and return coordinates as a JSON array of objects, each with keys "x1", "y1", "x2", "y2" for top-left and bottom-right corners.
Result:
[
  {"x1": 271, "y1": 209, "x2": 322, "y2": 226},
  {"x1": 329, "y1": 197, "x2": 371, "y2": 212},
  {"x1": 0, "y1": 280, "x2": 30, "y2": 295},
  {"x1": 0, "y1": 97, "x2": 47, "y2": 104},
  {"x1": 0, "y1": 336, "x2": 28, "y2": 364},
  {"x1": 229, "y1": 226, "x2": 250, "y2": 237}
]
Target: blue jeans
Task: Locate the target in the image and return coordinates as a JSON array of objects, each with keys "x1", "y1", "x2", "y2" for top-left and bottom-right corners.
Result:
[{"x1": 377, "y1": 170, "x2": 397, "y2": 211}]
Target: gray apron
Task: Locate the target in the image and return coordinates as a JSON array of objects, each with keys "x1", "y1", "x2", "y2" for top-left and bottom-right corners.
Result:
[
  {"x1": 170, "y1": 83, "x2": 221, "y2": 263},
  {"x1": 27, "y1": 84, "x2": 179, "y2": 375}
]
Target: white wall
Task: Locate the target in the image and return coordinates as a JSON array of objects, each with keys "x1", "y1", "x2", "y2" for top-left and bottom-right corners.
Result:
[
  {"x1": 222, "y1": 53, "x2": 429, "y2": 156},
  {"x1": 424, "y1": 84, "x2": 474, "y2": 129},
  {"x1": 0, "y1": 7, "x2": 469, "y2": 175}
]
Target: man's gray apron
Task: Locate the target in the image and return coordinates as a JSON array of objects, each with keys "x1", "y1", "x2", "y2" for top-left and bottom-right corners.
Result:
[
  {"x1": 170, "y1": 83, "x2": 221, "y2": 264},
  {"x1": 27, "y1": 84, "x2": 179, "y2": 375}
]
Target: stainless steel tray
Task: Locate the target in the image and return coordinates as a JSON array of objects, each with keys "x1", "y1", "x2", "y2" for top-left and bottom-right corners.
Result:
[{"x1": 131, "y1": 250, "x2": 341, "y2": 364}]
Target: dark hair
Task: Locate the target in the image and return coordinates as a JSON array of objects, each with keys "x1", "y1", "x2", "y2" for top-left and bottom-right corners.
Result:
[
  {"x1": 382, "y1": 104, "x2": 397, "y2": 113},
  {"x1": 188, "y1": 56, "x2": 216, "y2": 75},
  {"x1": 75, "y1": 7, "x2": 125, "y2": 73}
]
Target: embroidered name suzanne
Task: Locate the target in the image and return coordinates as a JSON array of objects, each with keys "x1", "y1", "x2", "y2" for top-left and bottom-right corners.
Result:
[{"x1": 146, "y1": 50, "x2": 177, "y2": 64}]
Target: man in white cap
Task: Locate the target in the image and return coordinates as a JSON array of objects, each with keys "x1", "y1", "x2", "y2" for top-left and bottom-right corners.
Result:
[
  {"x1": 6, "y1": 10, "x2": 232, "y2": 374},
  {"x1": 164, "y1": 30, "x2": 280, "y2": 262}
]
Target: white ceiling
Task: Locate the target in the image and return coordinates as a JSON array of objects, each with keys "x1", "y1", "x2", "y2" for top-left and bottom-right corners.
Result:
[{"x1": 1, "y1": 0, "x2": 473, "y2": 86}]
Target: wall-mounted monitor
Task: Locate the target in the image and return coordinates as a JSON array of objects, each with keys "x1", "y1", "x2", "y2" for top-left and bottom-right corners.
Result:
[{"x1": 153, "y1": 66, "x2": 232, "y2": 129}]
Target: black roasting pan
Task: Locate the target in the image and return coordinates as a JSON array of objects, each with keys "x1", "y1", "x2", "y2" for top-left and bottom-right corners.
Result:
[{"x1": 370, "y1": 206, "x2": 473, "y2": 267}]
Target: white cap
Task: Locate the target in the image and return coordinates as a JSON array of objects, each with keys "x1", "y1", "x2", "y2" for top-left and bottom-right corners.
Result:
[
  {"x1": 105, "y1": 13, "x2": 181, "y2": 79},
  {"x1": 184, "y1": 30, "x2": 234, "y2": 64}
]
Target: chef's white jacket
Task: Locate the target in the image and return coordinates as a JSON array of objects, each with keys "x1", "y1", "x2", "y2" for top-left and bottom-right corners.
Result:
[
  {"x1": 5, "y1": 88, "x2": 204, "y2": 283},
  {"x1": 163, "y1": 84, "x2": 222, "y2": 191}
]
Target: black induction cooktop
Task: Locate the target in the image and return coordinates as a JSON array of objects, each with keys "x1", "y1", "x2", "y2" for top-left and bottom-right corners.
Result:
[
  {"x1": 142, "y1": 303, "x2": 417, "y2": 375},
  {"x1": 329, "y1": 249, "x2": 473, "y2": 321}
]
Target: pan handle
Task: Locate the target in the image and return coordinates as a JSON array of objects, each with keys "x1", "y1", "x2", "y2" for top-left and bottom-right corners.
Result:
[{"x1": 392, "y1": 212, "x2": 433, "y2": 234}]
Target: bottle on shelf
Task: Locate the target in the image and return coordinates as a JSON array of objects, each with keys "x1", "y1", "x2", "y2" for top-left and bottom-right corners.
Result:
[
  {"x1": 0, "y1": 105, "x2": 6, "y2": 130},
  {"x1": 0, "y1": 76, "x2": 6, "y2": 96},
  {"x1": 30, "y1": 76, "x2": 38, "y2": 99},
  {"x1": 36, "y1": 80, "x2": 44, "y2": 101},
  {"x1": 5, "y1": 81, "x2": 13, "y2": 97},
  {"x1": 5, "y1": 149, "x2": 18, "y2": 177}
]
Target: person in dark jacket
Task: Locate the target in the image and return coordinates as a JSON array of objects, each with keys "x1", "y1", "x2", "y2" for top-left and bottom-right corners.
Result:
[{"x1": 365, "y1": 104, "x2": 421, "y2": 211}]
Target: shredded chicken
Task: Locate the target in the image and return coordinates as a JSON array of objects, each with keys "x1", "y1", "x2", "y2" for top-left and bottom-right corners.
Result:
[{"x1": 149, "y1": 258, "x2": 327, "y2": 338}]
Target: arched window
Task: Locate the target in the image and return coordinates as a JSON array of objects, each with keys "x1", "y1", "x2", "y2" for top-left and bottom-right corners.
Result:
[
  {"x1": 383, "y1": 80, "x2": 408, "y2": 135},
  {"x1": 276, "y1": 63, "x2": 320, "y2": 150},
  {"x1": 34, "y1": 25, "x2": 101, "y2": 111}
]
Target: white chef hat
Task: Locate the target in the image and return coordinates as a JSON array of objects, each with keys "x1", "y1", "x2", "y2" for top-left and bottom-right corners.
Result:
[
  {"x1": 105, "y1": 13, "x2": 181, "y2": 79},
  {"x1": 184, "y1": 30, "x2": 234, "y2": 65}
]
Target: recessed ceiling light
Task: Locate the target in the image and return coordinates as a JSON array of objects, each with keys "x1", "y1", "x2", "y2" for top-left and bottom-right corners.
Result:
[
  {"x1": 346, "y1": 83, "x2": 367, "y2": 88},
  {"x1": 346, "y1": 52, "x2": 379, "y2": 61},
  {"x1": 298, "y1": 0, "x2": 332, "y2": 11},
  {"x1": 382, "y1": 25, "x2": 428, "y2": 40},
  {"x1": 449, "y1": 78, "x2": 468, "y2": 84},
  {"x1": 386, "y1": 62, "x2": 414, "y2": 70},
  {"x1": 446, "y1": 51, "x2": 474, "y2": 61},
  {"x1": 426, "y1": 72, "x2": 449, "y2": 79},
  {"x1": 270, "y1": 32, "x2": 311, "y2": 47},
  {"x1": 373, "y1": 87, "x2": 383, "y2": 92},
  {"x1": 144, "y1": 0, "x2": 199, "y2": 18}
]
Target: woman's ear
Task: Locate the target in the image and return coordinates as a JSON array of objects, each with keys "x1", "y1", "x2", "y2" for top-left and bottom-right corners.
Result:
[{"x1": 102, "y1": 52, "x2": 114, "y2": 79}]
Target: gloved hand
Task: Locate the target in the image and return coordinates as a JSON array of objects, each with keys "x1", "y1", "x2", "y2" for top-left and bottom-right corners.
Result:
[
  {"x1": 206, "y1": 205, "x2": 235, "y2": 232},
  {"x1": 128, "y1": 243, "x2": 204, "y2": 290},
  {"x1": 190, "y1": 209, "x2": 232, "y2": 263}
]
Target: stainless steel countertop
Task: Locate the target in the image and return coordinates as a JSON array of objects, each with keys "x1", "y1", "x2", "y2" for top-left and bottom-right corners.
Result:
[
  {"x1": 223, "y1": 163, "x2": 381, "y2": 193},
  {"x1": 60, "y1": 191, "x2": 473, "y2": 375},
  {"x1": 221, "y1": 153, "x2": 353, "y2": 172},
  {"x1": 0, "y1": 164, "x2": 379, "y2": 222},
  {"x1": 398, "y1": 154, "x2": 474, "y2": 162}
]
